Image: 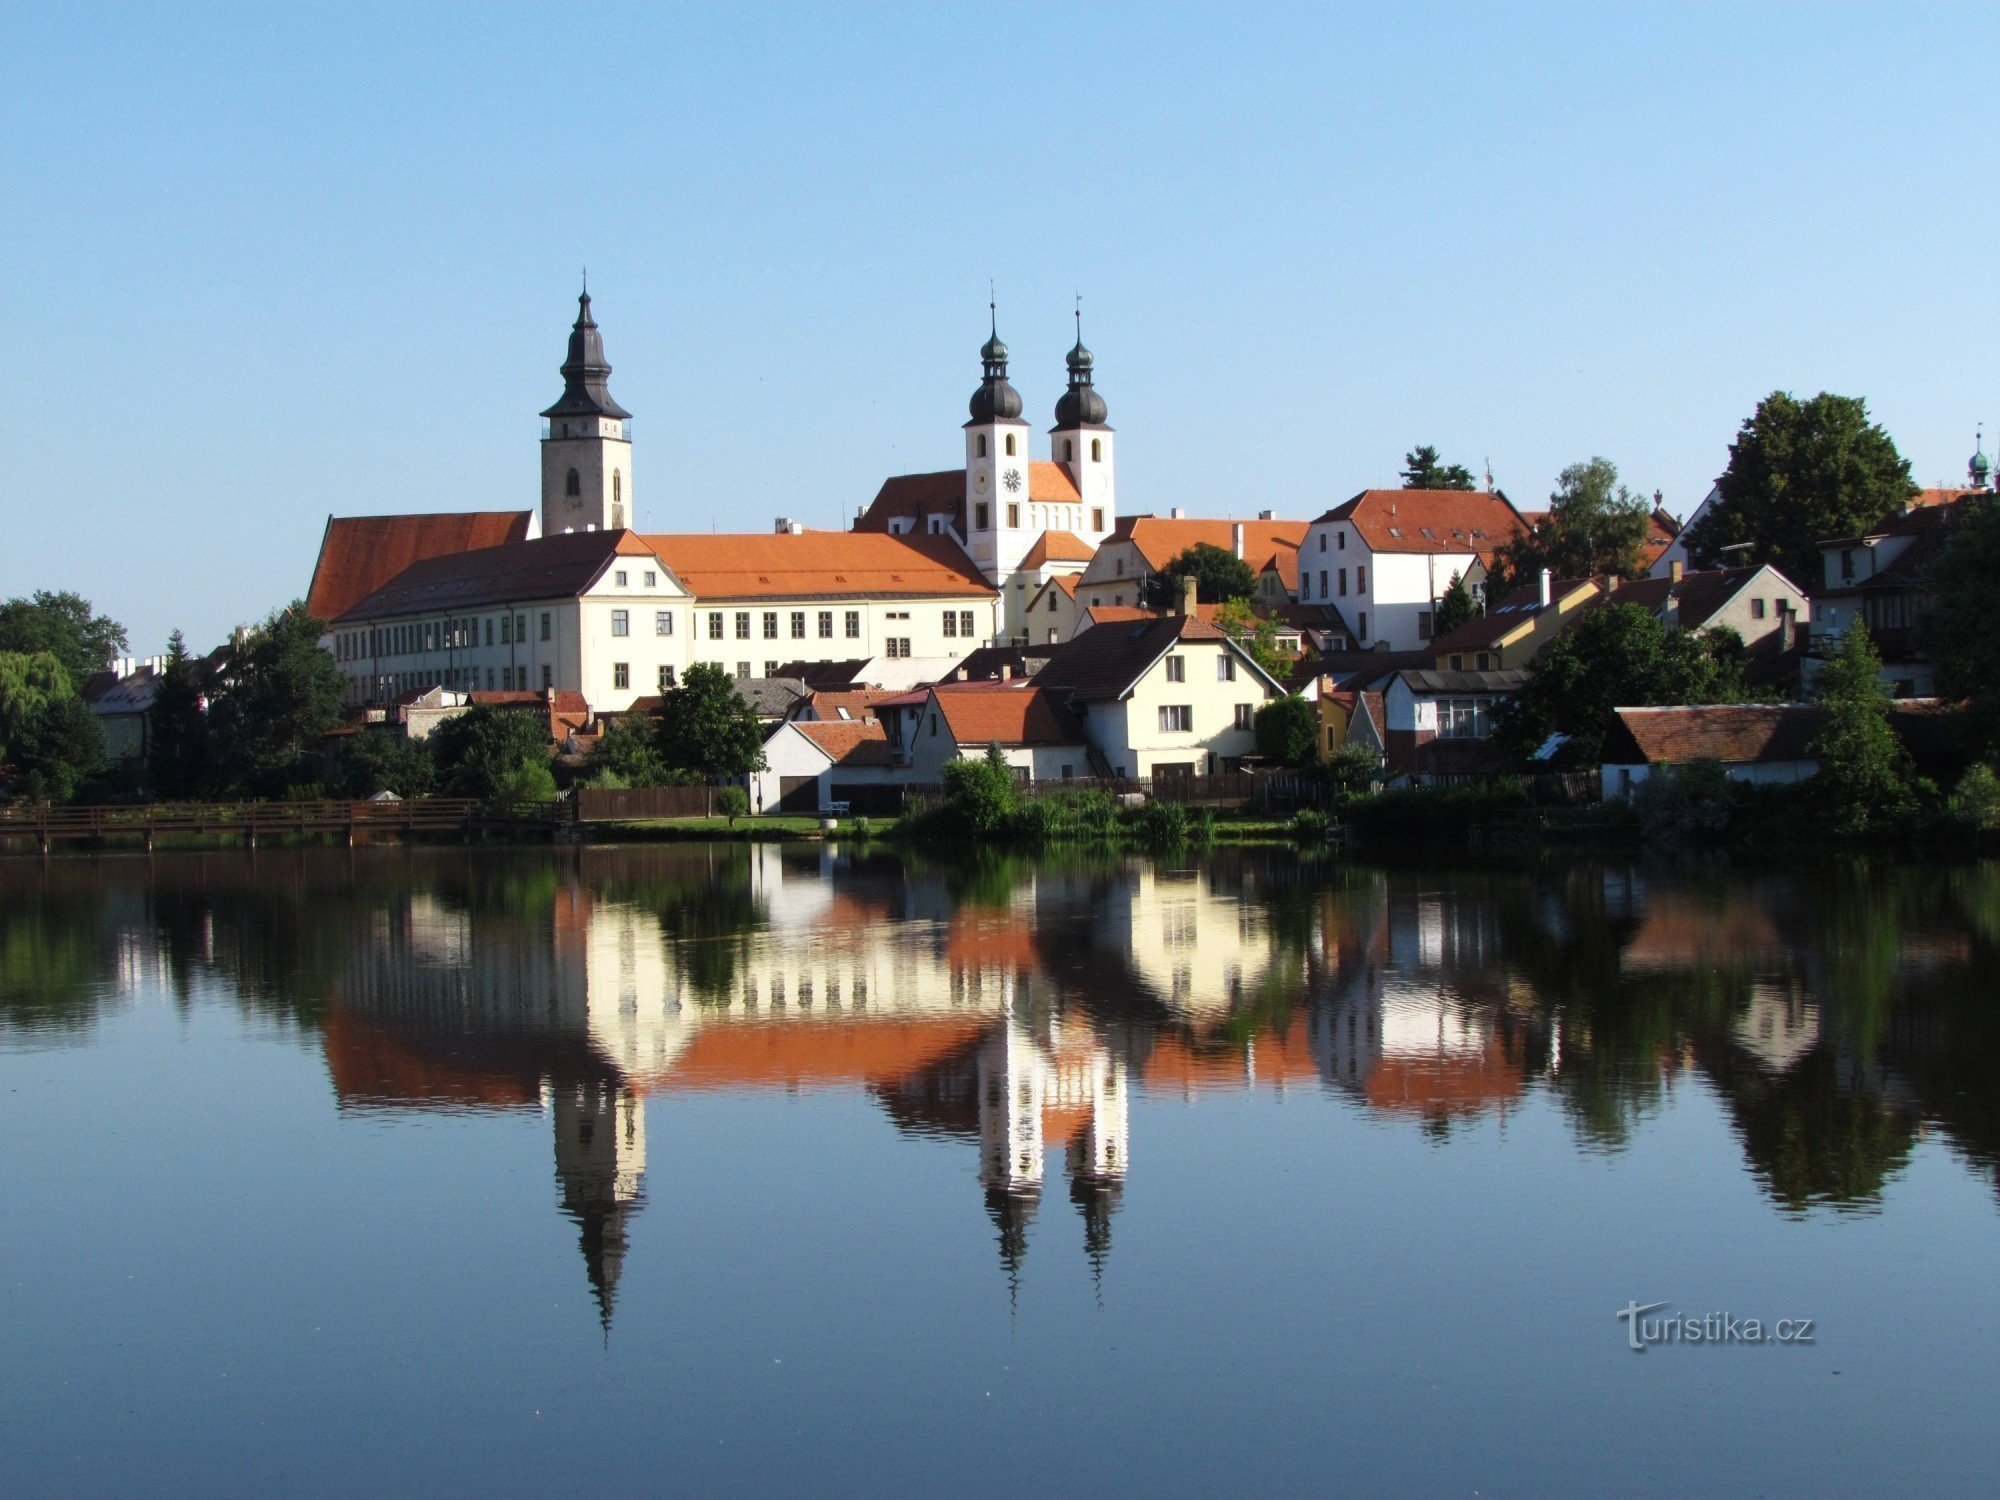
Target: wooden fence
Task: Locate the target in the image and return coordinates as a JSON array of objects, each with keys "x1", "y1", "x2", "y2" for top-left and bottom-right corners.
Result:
[
  {"x1": 573, "y1": 785, "x2": 723, "y2": 821},
  {"x1": 0, "y1": 797, "x2": 547, "y2": 851}
]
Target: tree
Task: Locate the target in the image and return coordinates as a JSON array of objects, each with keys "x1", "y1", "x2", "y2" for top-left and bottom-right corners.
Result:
[
  {"x1": 1254, "y1": 695, "x2": 1318, "y2": 767},
  {"x1": 0, "y1": 651, "x2": 73, "y2": 762},
  {"x1": 429, "y1": 705, "x2": 554, "y2": 802},
  {"x1": 1490, "y1": 457, "x2": 1651, "y2": 596},
  {"x1": 1922, "y1": 493, "x2": 2000, "y2": 753},
  {"x1": 205, "y1": 603, "x2": 346, "y2": 796},
  {"x1": 940, "y1": 744, "x2": 1021, "y2": 836},
  {"x1": 656, "y1": 663, "x2": 766, "y2": 778},
  {"x1": 1144, "y1": 543, "x2": 1255, "y2": 608},
  {"x1": 1808, "y1": 621, "x2": 1917, "y2": 832},
  {"x1": 146, "y1": 630, "x2": 210, "y2": 800},
  {"x1": 1685, "y1": 391, "x2": 1914, "y2": 588},
  {"x1": 1434, "y1": 572, "x2": 1477, "y2": 635},
  {"x1": 1496, "y1": 604, "x2": 1746, "y2": 768},
  {"x1": 0, "y1": 651, "x2": 107, "y2": 802},
  {"x1": 1211, "y1": 599, "x2": 1293, "y2": 680},
  {"x1": 333, "y1": 728, "x2": 437, "y2": 799},
  {"x1": 584, "y1": 713, "x2": 679, "y2": 788},
  {"x1": 1401, "y1": 446, "x2": 1476, "y2": 491},
  {"x1": 0, "y1": 591, "x2": 128, "y2": 689}
]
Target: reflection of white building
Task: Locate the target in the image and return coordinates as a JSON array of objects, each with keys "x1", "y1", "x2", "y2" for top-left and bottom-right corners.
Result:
[
  {"x1": 1094, "y1": 865, "x2": 1293, "y2": 1016},
  {"x1": 1732, "y1": 983, "x2": 1820, "y2": 1075}
]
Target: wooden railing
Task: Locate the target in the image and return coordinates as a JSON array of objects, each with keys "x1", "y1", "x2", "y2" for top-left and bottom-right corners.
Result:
[{"x1": 0, "y1": 797, "x2": 567, "y2": 849}]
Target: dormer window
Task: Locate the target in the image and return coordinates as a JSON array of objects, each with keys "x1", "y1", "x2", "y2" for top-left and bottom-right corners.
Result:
[{"x1": 565, "y1": 468, "x2": 581, "y2": 497}]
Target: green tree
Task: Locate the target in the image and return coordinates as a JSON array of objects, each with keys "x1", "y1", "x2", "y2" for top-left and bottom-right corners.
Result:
[
  {"x1": 428, "y1": 705, "x2": 554, "y2": 802},
  {"x1": 1808, "y1": 621, "x2": 1917, "y2": 831},
  {"x1": 1685, "y1": 391, "x2": 1915, "y2": 587},
  {"x1": 585, "y1": 713, "x2": 679, "y2": 787},
  {"x1": 1401, "y1": 445, "x2": 1476, "y2": 490},
  {"x1": 12, "y1": 697, "x2": 107, "y2": 803},
  {"x1": 1254, "y1": 694, "x2": 1319, "y2": 767},
  {"x1": 941, "y1": 744, "x2": 1021, "y2": 836},
  {"x1": 0, "y1": 651, "x2": 73, "y2": 761},
  {"x1": 1211, "y1": 599, "x2": 1292, "y2": 680},
  {"x1": 146, "y1": 630, "x2": 210, "y2": 801},
  {"x1": 1144, "y1": 542, "x2": 1255, "y2": 608},
  {"x1": 656, "y1": 663, "x2": 766, "y2": 778},
  {"x1": 0, "y1": 591, "x2": 128, "y2": 689},
  {"x1": 206, "y1": 603, "x2": 346, "y2": 796},
  {"x1": 1921, "y1": 492, "x2": 2000, "y2": 753},
  {"x1": 1491, "y1": 457, "x2": 1651, "y2": 595},
  {"x1": 1434, "y1": 572, "x2": 1477, "y2": 635},
  {"x1": 333, "y1": 728, "x2": 437, "y2": 799},
  {"x1": 1496, "y1": 604, "x2": 1746, "y2": 767}
]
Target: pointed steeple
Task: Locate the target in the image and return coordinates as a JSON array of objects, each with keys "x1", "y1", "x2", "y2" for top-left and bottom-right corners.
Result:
[
  {"x1": 542, "y1": 284, "x2": 631, "y2": 420},
  {"x1": 968, "y1": 295, "x2": 1024, "y2": 425},
  {"x1": 1053, "y1": 303, "x2": 1110, "y2": 430}
]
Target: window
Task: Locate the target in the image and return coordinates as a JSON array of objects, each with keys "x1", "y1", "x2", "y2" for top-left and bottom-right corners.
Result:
[
  {"x1": 1338, "y1": 531, "x2": 1347, "y2": 551},
  {"x1": 611, "y1": 609, "x2": 630, "y2": 637},
  {"x1": 1319, "y1": 532, "x2": 1327, "y2": 552},
  {"x1": 1450, "y1": 654, "x2": 1464, "y2": 671},
  {"x1": 615, "y1": 571, "x2": 628, "y2": 587},
  {"x1": 817, "y1": 610, "x2": 833, "y2": 638},
  {"x1": 735, "y1": 612, "x2": 751, "y2": 639},
  {"x1": 565, "y1": 468, "x2": 580, "y2": 497},
  {"x1": 975, "y1": 501, "x2": 989, "y2": 530},
  {"x1": 976, "y1": 434, "x2": 988, "y2": 458},
  {"x1": 643, "y1": 570, "x2": 656, "y2": 588},
  {"x1": 943, "y1": 612, "x2": 958, "y2": 638},
  {"x1": 541, "y1": 665, "x2": 552, "y2": 690},
  {"x1": 844, "y1": 611, "x2": 860, "y2": 638},
  {"x1": 736, "y1": 662, "x2": 751, "y2": 679},
  {"x1": 1418, "y1": 610, "x2": 1433, "y2": 640},
  {"x1": 485, "y1": 619, "x2": 494, "y2": 647},
  {"x1": 656, "y1": 610, "x2": 673, "y2": 636},
  {"x1": 499, "y1": 615, "x2": 511, "y2": 645},
  {"x1": 762, "y1": 612, "x2": 778, "y2": 639},
  {"x1": 1158, "y1": 705, "x2": 1193, "y2": 733},
  {"x1": 1438, "y1": 697, "x2": 1492, "y2": 739},
  {"x1": 613, "y1": 663, "x2": 629, "y2": 690},
  {"x1": 1840, "y1": 549, "x2": 1856, "y2": 581},
  {"x1": 515, "y1": 614, "x2": 525, "y2": 642},
  {"x1": 1358, "y1": 611, "x2": 1368, "y2": 639},
  {"x1": 1751, "y1": 597, "x2": 1768, "y2": 620},
  {"x1": 1165, "y1": 654, "x2": 1185, "y2": 683},
  {"x1": 1218, "y1": 655, "x2": 1236, "y2": 681},
  {"x1": 707, "y1": 612, "x2": 724, "y2": 640},
  {"x1": 658, "y1": 665, "x2": 675, "y2": 690},
  {"x1": 960, "y1": 610, "x2": 975, "y2": 636},
  {"x1": 1005, "y1": 433, "x2": 1017, "y2": 456},
  {"x1": 540, "y1": 612, "x2": 551, "y2": 641},
  {"x1": 929, "y1": 714, "x2": 939, "y2": 737},
  {"x1": 765, "y1": 661, "x2": 779, "y2": 677},
  {"x1": 1091, "y1": 507, "x2": 1104, "y2": 531},
  {"x1": 613, "y1": 472, "x2": 622, "y2": 505},
  {"x1": 1062, "y1": 438, "x2": 1074, "y2": 461},
  {"x1": 1006, "y1": 503, "x2": 1019, "y2": 527},
  {"x1": 1356, "y1": 565, "x2": 1367, "y2": 592},
  {"x1": 1048, "y1": 592, "x2": 1059, "y2": 613},
  {"x1": 886, "y1": 638, "x2": 911, "y2": 658},
  {"x1": 486, "y1": 668, "x2": 496, "y2": 689},
  {"x1": 1337, "y1": 568, "x2": 1347, "y2": 596},
  {"x1": 1091, "y1": 438, "x2": 1101, "y2": 461},
  {"x1": 1234, "y1": 704, "x2": 1254, "y2": 731},
  {"x1": 1477, "y1": 652, "x2": 1491, "y2": 670},
  {"x1": 790, "y1": 611, "x2": 806, "y2": 638}
]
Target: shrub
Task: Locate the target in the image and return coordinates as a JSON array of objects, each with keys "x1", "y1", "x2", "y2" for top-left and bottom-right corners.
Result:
[
  {"x1": 1125, "y1": 797, "x2": 1192, "y2": 846},
  {"x1": 1632, "y1": 760, "x2": 1737, "y2": 846},
  {"x1": 491, "y1": 759, "x2": 557, "y2": 806},
  {"x1": 716, "y1": 786, "x2": 750, "y2": 822},
  {"x1": 1015, "y1": 787, "x2": 1120, "y2": 843},
  {"x1": 940, "y1": 746, "x2": 1021, "y2": 837},
  {"x1": 1290, "y1": 806, "x2": 1330, "y2": 840},
  {"x1": 1254, "y1": 696, "x2": 1318, "y2": 768},
  {"x1": 1324, "y1": 742, "x2": 1381, "y2": 794},
  {"x1": 1950, "y1": 764, "x2": 2000, "y2": 832}
]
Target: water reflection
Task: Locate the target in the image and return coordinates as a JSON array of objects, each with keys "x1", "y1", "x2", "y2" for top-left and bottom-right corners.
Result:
[{"x1": 5, "y1": 845, "x2": 1999, "y2": 1326}]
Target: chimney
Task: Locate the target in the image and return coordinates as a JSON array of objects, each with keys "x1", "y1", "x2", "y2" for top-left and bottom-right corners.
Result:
[
  {"x1": 1000, "y1": 663, "x2": 1013, "y2": 681},
  {"x1": 1670, "y1": 559, "x2": 1685, "y2": 583},
  {"x1": 1170, "y1": 506, "x2": 1187, "y2": 520},
  {"x1": 1232, "y1": 522, "x2": 1246, "y2": 559},
  {"x1": 1605, "y1": 574, "x2": 1621, "y2": 594},
  {"x1": 1537, "y1": 568, "x2": 1552, "y2": 608},
  {"x1": 1179, "y1": 575, "x2": 1199, "y2": 617},
  {"x1": 1257, "y1": 508, "x2": 1276, "y2": 521},
  {"x1": 775, "y1": 517, "x2": 805, "y2": 535}
]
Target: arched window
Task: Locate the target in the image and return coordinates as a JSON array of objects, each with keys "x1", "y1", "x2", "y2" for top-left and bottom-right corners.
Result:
[
  {"x1": 1062, "y1": 438, "x2": 1074, "y2": 462},
  {"x1": 565, "y1": 468, "x2": 581, "y2": 497},
  {"x1": 1091, "y1": 438, "x2": 1102, "y2": 462},
  {"x1": 613, "y1": 471, "x2": 622, "y2": 504},
  {"x1": 976, "y1": 434, "x2": 988, "y2": 458},
  {"x1": 1005, "y1": 433, "x2": 1017, "y2": 457}
]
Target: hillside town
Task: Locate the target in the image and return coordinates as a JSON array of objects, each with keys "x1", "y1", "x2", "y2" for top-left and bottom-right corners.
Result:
[{"x1": 6, "y1": 289, "x2": 1998, "y2": 837}]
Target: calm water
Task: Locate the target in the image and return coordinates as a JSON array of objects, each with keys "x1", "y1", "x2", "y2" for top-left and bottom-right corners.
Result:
[{"x1": 3, "y1": 844, "x2": 1998, "y2": 1498}]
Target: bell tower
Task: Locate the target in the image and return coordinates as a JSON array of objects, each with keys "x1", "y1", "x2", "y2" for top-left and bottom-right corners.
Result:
[
  {"x1": 541, "y1": 284, "x2": 635, "y2": 535},
  {"x1": 963, "y1": 301, "x2": 1031, "y2": 584},
  {"x1": 1050, "y1": 308, "x2": 1115, "y2": 544}
]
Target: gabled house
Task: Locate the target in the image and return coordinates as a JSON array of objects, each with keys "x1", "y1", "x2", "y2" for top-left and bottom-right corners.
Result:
[
  {"x1": 1429, "y1": 570, "x2": 1603, "y2": 672},
  {"x1": 1378, "y1": 668, "x2": 1528, "y2": 782},
  {"x1": 752, "y1": 719, "x2": 901, "y2": 815},
  {"x1": 1020, "y1": 574, "x2": 1082, "y2": 645},
  {"x1": 1808, "y1": 493, "x2": 1980, "y2": 697},
  {"x1": 903, "y1": 682, "x2": 1095, "y2": 783},
  {"x1": 1071, "y1": 514, "x2": 1307, "y2": 612}
]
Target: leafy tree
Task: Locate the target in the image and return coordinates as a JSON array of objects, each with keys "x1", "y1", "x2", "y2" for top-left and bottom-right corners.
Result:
[
  {"x1": 0, "y1": 651, "x2": 73, "y2": 762},
  {"x1": 1434, "y1": 572, "x2": 1477, "y2": 635},
  {"x1": 1254, "y1": 695, "x2": 1319, "y2": 767},
  {"x1": 1144, "y1": 543, "x2": 1255, "y2": 608},
  {"x1": 1496, "y1": 604, "x2": 1746, "y2": 768},
  {"x1": 0, "y1": 591, "x2": 128, "y2": 689},
  {"x1": 206, "y1": 603, "x2": 346, "y2": 796},
  {"x1": 1685, "y1": 391, "x2": 1914, "y2": 588},
  {"x1": 1401, "y1": 445, "x2": 1476, "y2": 490},
  {"x1": 941, "y1": 744, "x2": 1021, "y2": 836},
  {"x1": 1490, "y1": 457, "x2": 1652, "y2": 596},
  {"x1": 656, "y1": 663, "x2": 766, "y2": 778},
  {"x1": 1808, "y1": 621, "x2": 1917, "y2": 832},
  {"x1": 146, "y1": 630, "x2": 210, "y2": 800},
  {"x1": 1211, "y1": 599, "x2": 1293, "y2": 680},
  {"x1": 1325, "y1": 741, "x2": 1381, "y2": 793},
  {"x1": 585, "y1": 713, "x2": 679, "y2": 787},
  {"x1": 0, "y1": 652, "x2": 106, "y2": 802},
  {"x1": 428, "y1": 705, "x2": 553, "y2": 802},
  {"x1": 1922, "y1": 492, "x2": 2000, "y2": 753},
  {"x1": 333, "y1": 728, "x2": 436, "y2": 799}
]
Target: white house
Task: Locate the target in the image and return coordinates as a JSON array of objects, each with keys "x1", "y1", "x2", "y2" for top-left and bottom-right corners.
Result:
[
  {"x1": 1298, "y1": 490, "x2": 1527, "y2": 650},
  {"x1": 902, "y1": 682, "x2": 1095, "y2": 783},
  {"x1": 751, "y1": 719, "x2": 901, "y2": 815}
]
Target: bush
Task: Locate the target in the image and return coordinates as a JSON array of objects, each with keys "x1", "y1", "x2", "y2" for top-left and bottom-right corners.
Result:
[
  {"x1": 1345, "y1": 779, "x2": 1533, "y2": 840},
  {"x1": 1290, "y1": 806, "x2": 1330, "y2": 840},
  {"x1": 1632, "y1": 760, "x2": 1737, "y2": 846},
  {"x1": 1254, "y1": 696, "x2": 1318, "y2": 768},
  {"x1": 1015, "y1": 787, "x2": 1120, "y2": 843},
  {"x1": 1325, "y1": 742, "x2": 1381, "y2": 794},
  {"x1": 852, "y1": 815, "x2": 874, "y2": 839},
  {"x1": 491, "y1": 759, "x2": 557, "y2": 806},
  {"x1": 940, "y1": 746, "x2": 1021, "y2": 837},
  {"x1": 1950, "y1": 764, "x2": 2000, "y2": 832},
  {"x1": 1124, "y1": 797, "x2": 1192, "y2": 846},
  {"x1": 716, "y1": 786, "x2": 750, "y2": 822}
]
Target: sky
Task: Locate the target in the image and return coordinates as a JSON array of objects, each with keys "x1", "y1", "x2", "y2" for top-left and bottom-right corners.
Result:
[{"x1": 3, "y1": 2, "x2": 1995, "y2": 654}]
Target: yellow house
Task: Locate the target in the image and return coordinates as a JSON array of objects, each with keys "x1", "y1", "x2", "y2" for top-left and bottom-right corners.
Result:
[{"x1": 1429, "y1": 570, "x2": 1604, "y2": 672}]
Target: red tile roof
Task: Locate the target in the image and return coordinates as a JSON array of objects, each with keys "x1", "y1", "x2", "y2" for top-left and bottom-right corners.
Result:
[
  {"x1": 930, "y1": 682, "x2": 1088, "y2": 748},
  {"x1": 806, "y1": 689, "x2": 898, "y2": 721},
  {"x1": 307, "y1": 511, "x2": 534, "y2": 623},
  {"x1": 1605, "y1": 704, "x2": 1821, "y2": 765},
  {"x1": 334, "y1": 529, "x2": 653, "y2": 623},
  {"x1": 1314, "y1": 489, "x2": 1526, "y2": 558},
  {"x1": 645, "y1": 530, "x2": 994, "y2": 601},
  {"x1": 792, "y1": 718, "x2": 894, "y2": 767},
  {"x1": 1021, "y1": 529, "x2": 1096, "y2": 568},
  {"x1": 854, "y1": 463, "x2": 1084, "y2": 535},
  {"x1": 469, "y1": 688, "x2": 592, "y2": 737},
  {"x1": 1258, "y1": 548, "x2": 1301, "y2": 591},
  {"x1": 1036, "y1": 613, "x2": 1250, "y2": 700},
  {"x1": 1107, "y1": 516, "x2": 1309, "y2": 573}
]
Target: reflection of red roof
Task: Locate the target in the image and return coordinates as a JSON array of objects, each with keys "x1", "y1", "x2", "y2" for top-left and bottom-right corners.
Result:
[
  {"x1": 944, "y1": 911, "x2": 1043, "y2": 971},
  {"x1": 321, "y1": 1010, "x2": 540, "y2": 1111},
  {"x1": 307, "y1": 511, "x2": 533, "y2": 622},
  {"x1": 1142, "y1": 1018, "x2": 1321, "y2": 1091},
  {"x1": 663, "y1": 1018, "x2": 992, "y2": 1090},
  {"x1": 1363, "y1": 1042, "x2": 1524, "y2": 1115}
]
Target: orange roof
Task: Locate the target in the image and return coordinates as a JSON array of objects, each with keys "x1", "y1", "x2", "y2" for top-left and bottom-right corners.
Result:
[
  {"x1": 307, "y1": 511, "x2": 534, "y2": 622},
  {"x1": 320, "y1": 1011, "x2": 540, "y2": 1111},
  {"x1": 1258, "y1": 548, "x2": 1301, "y2": 591},
  {"x1": 1315, "y1": 490, "x2": 1526, "y2": 559},
  {"x1": 791, "y1": 718, "x2": 894, "y2": 767},
  {"x1": 944, "y1": 911, "x2": 1045, "y2": 971},
  {"x1": 930, "y1": 682, "x2": 1088, "y2": 748},
  {"x1": 855, "y1": 463, "x2": 1086, "y2": 534},
  {"x1": 1141, "y1": 1017, "x2": 1322, "y2": 1091},
  {"x1": 645, "y1": 530, "x2": 994, "y2": 601},
  {"x1": 1363, "y1": 1041, "x2": 1525, "y2": 1116},
  {"x1": 806, "y1": 689, "x2": 897, "y2": 721},
  {"x1": 1109, "y1": 516, "x2": 1309, "y2": 573},
  {"x1": 663, "y1": 1017, "x2": 991, "y2": 1091},
  {"x1": 1021, "y1": 529, "x2": 1096, "y2": 568}
]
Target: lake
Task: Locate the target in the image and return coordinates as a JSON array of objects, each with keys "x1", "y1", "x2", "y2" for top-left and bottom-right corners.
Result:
[{"x1": 3, "y1": 843, "x2": 1997, "y2": 1497}]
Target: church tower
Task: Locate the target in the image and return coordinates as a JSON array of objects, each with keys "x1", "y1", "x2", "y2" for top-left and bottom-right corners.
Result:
[
  {"x1": 963, "y1": 308, "x2": 1033, "y2": 585},
  {"x1": 541, "y1": 286, "x2": 635, "y2": 536},
  {"x1": 1050, "y1": 314, "x2": 1116, "y2": 544},
  {"x1": 551, "y1": 1077, "x2": 646, "y2": 1335}
]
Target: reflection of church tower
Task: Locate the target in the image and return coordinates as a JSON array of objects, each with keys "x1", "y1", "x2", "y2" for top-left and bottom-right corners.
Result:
[
  {"x1": 1065, "y1": 1047, "x2": 1129, "y2": 1278},
  {"x1": 977, "y1": 1014, "x2": 1045, "y2": 1288},
  {"x1": 551, "y1": 1078, "x2": 646, "y2": 1335}
]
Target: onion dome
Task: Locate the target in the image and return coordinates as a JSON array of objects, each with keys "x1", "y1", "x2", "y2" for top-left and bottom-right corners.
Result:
[
  {"x1": 968, "y1": 319, "x2": 1024, "y2": 424},
  {"x1": 1052, "y1": 335, "x2": 1110, "y2": 430},
  {"x1": 541, "y1": 287, "x2": 631, "y2": 421},
  {"x1": 1971, "y1": 429, "x2": 1990, "y2": 489}
]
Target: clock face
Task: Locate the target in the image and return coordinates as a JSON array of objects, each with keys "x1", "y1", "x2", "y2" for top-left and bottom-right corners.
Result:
[{"x1": 1002, "y1": 468, "x2": 1023, "y2": 493}]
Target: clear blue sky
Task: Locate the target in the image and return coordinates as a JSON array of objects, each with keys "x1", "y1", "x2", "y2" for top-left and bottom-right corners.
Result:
[{"x1": 4, "y1": 3, "x2": 1994, "y2": 653}]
